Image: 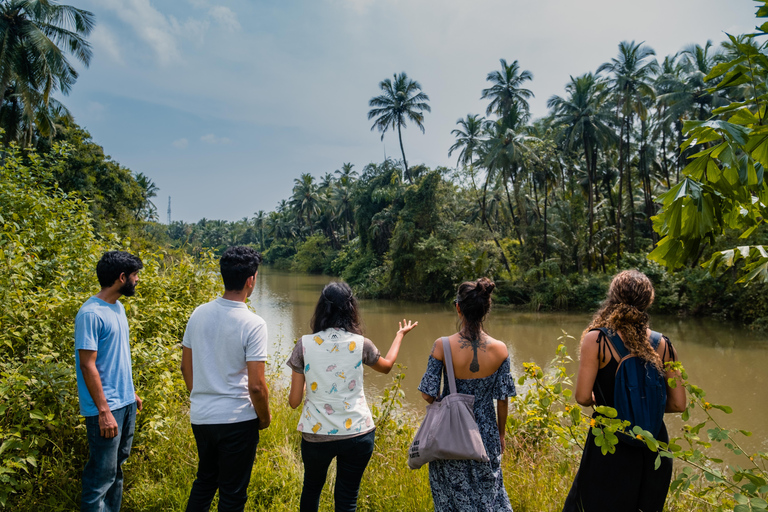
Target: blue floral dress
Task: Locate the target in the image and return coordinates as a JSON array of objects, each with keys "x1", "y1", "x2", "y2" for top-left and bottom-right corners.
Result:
[{"x1": 418, "y1": 355, "x2": 516, "y2": 512}]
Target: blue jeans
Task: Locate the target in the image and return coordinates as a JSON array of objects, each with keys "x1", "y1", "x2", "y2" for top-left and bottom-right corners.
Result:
[
  {"x1": 300, "y1": 429, "x2": 376, "y2": 512},
  {"x1": 81, "y1": 402, "x2": 136, "y2": 512},
  {"x1": 186, "y1": 419, "x2": 260, "y2": 512}
]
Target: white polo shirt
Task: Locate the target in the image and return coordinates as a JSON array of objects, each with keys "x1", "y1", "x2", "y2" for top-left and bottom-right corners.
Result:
[{"x1": 182, "y1": 297, "x2": 268, "y2": 424}]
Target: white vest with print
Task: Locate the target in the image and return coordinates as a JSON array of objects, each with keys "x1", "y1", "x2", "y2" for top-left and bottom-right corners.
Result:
[{"x1": 297, "y1": 328, "x2": 374, "y2": 436}]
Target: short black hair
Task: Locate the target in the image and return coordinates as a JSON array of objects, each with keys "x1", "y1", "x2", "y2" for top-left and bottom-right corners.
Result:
[
  {"x1": 220, "y1": 246, "x2": 262, "y2": 291},
  {"x1": 96, "y1": 251, "x2": 143, "y2": 288}
]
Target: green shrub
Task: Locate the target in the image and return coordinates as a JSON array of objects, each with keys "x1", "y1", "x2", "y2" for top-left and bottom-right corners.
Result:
[
  {"x1": 291, "y1": 234, "x2": 337, "y2": 274},
  {"x1": 0, "y1": 144, "x2": 221, "y2": 507}
]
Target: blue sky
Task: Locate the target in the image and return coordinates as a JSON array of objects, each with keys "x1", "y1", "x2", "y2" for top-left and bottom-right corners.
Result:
[{"x1": 63, "y1": 0, "x2": 755, "y2": 222}]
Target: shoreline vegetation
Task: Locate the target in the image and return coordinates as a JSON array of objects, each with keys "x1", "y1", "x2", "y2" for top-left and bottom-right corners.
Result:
[{"x1": 2, "y1": 1, "x2": 768, "y2": 510}]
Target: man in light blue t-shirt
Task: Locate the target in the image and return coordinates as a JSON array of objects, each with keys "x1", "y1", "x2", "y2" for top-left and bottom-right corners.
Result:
[{"x1": 75, "y1": 251, "x2": 143, "y2": 512}]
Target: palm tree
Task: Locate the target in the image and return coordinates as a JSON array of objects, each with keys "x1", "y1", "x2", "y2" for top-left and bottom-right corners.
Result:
[
  {"x1": 134, "y1": 172, "x2": 159, "y2": 221},
  {"x1": 0, "y1": 0, "x2": 94, "y2": 142},
  {"x1": 598, "y1": 40, "x2": 659, "y2": 256},
  {"x1": 368, "y1": 72, "x2": 431, "y2": 182},
  {"x1": 548, "y1": 73, "x2": 616, "y2": 270},
  {"x1": 335, "y1": 162, "x2": 357, "y2": 181},
  {"x1": 479, "y1": 116, "x2": 537, "y2": 247},
  {"x1": 448, "y1": 113, "x2": 512, "y2": 271},
  {"x1": 253, "y1": 210, "x2": 267, "y2": 251},
  {"x1": 481, "y1": 59, "x2": 534, "y2": 123},
  {"x1": 290, "y1": 173, "x2": 320, "y2": 233},
  {"x1": 449, "y1": 114, "x2": 486, "y2": 168}
]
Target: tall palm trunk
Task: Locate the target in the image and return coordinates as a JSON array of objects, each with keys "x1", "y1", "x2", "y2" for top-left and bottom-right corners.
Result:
[
  {"x1": 543, "y1": 171, "x2": 549, "y2": 261},
  {"x1": 397, "y1": 123, "x2": 411, "y2": 183},
  {"x1": 474, "y1": 166, "x2": 512, "y2": 273},
  {"x1": 583, "y1": 135, "x2": 595, "y2": 273},
  {"x1": 616, "y1": 110, "x2": 625, "y2": 266},
  {"x1": 626, "y1": 113, "x2": 636, "y2": 253},
  {"x1": 502, "y1": 174, "x2": 524, "y2": 245},
  {"x1": 661, "y1": 124, "x2": 671, "y2": 188}
]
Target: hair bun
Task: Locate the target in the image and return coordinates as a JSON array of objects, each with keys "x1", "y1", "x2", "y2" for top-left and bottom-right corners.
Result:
[{"x1": 476, "y1": 277, "x2": 495, "y2": 297}]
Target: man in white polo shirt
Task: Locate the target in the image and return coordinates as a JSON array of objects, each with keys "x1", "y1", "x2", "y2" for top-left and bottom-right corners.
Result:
[{"x1": 181, "y1": 246, "x2": 271, "y2": 512}]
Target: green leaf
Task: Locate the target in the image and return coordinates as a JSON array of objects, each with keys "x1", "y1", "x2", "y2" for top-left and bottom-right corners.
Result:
[
  {"x1": 705, "y1": 58, "x2": 746, "y2": 81},
  {"x1": 594, "y1": 406, "x2": 617, "y2": 418},
  {"x1": 29, "y1": 410, "x2": 45, "y2": 421}
]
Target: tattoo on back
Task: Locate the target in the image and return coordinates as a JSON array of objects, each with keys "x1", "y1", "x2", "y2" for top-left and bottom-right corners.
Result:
[{"x1": 458, "y1": 336, "x2": 488, "y2": 373}]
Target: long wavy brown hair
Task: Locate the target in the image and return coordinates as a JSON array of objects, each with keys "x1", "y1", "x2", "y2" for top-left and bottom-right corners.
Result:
[{"x1": 583, "y1": 270, "x2": 663, "y2": 371}]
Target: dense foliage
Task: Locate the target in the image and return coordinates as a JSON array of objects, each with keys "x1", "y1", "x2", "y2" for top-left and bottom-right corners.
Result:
[{"x1": 0, "y1": 144, "x2": 220, "y2": 507}]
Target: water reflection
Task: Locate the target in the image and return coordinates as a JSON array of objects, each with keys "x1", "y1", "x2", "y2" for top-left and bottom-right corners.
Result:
[{"x1": 251, "y1": 268, "x2": 768, "y2": 457}]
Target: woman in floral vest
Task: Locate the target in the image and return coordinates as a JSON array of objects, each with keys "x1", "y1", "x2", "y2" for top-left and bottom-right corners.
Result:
[{"x1": 287, "y1": 281, "x2": 417, "y2": 512}]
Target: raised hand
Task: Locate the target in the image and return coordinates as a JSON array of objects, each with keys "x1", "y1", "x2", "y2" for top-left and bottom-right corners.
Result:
[{"x1": 398, "y1": 319, "x2": 418, "y2": 335}]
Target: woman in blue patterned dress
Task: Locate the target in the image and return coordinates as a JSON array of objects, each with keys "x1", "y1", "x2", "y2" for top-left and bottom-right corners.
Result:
[{"x1": 418, "y1": 277, "x2": 516, "y2": 512}]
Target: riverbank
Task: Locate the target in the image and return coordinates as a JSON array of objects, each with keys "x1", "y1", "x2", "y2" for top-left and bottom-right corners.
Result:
[{"x1": 9, "y1": 355, "x2": 733, "y2": 511}]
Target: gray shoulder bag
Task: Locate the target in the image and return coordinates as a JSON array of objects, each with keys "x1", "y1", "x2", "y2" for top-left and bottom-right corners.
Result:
[{"x1": 407, "y1": 337, "x2": 489, "y2": 470}]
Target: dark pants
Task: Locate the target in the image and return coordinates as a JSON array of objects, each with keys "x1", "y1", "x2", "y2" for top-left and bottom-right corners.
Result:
[
  {"x1": 563, "y1": 423, "x2": 673, "y2": 512},
  {"x1": 81, "y1": 402, "x2": 136, "y2": 512},
  {"x1": 186, "y1": 419, "x2": 260, "y2": 512},
  {"x1": 300, "y1": 429, "x2": 375, "y2": 512}
]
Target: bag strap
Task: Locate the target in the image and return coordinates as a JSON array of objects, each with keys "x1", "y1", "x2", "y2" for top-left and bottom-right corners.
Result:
[
  {"x1": 649, "y1": 330, "x2": 662, "y2": 350},
  {"x1": 599, "y1": 327, "x2": 630, "y2": 360},
  {"x1": 441, "y1": 336, "x2": 458, "y2": 395}
]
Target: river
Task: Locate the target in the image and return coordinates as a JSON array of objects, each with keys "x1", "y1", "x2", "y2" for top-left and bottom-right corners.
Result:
[{"x1": 252, "y1": 268, "x2": 768, "y2": 459}]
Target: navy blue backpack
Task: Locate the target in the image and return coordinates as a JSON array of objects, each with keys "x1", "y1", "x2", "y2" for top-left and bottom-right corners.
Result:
[{"x1": 597, "y1": 328, "x2": 667, "y2": 445}]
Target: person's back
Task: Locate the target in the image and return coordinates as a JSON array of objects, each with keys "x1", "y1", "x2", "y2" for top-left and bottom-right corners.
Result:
[
  {"x1": 418, "y1": 278, "x2": 515, "y2": 512},
  {"x1": 185, "y1": 297, "x2": 266, "y2": 424},
  {"x1": 564, "y1": 270, "x2": 686, "y2": 512},
  {"x1": 287, "y1": 282, "x2": 418, "y2": 512},
  {"x1": 432, "y1": 333, "x2": 508, "y2": 380},
  {"x1": 181, "y1": 246, "x2": 271, "y2": 512}
]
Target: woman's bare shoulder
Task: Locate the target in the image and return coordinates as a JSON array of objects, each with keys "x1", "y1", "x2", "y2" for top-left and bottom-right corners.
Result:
[
  {"x1": 430, "y1": 337, "x2": 445, "y2": 360},
  {"x1": 485, "y1": 336, "x2": 509, "y2": 358}
]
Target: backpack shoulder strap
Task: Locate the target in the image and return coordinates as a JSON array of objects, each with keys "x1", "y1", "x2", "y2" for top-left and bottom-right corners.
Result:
[
  {"x1": 649, "y1": 330, "x2": 663, "y2": 350},
  {"x1": 600, "y1": 327, "x2": 630, "y2": 360}
]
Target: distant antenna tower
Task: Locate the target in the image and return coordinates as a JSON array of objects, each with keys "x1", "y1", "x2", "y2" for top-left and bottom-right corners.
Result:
[{"x1": 167, "y1": 196, "x2": 171, "y2": 225}]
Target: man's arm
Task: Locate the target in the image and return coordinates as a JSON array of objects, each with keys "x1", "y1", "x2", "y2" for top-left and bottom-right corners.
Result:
[
  {"x1": 247, "y1": 361, "x2": 271, "y2": 430},
  {"x1": 181, "y1": 346, "x2": 193, "y2": 392},
  {"x1": 78, "y1": 349, "x2": 118, "y2": 438}
]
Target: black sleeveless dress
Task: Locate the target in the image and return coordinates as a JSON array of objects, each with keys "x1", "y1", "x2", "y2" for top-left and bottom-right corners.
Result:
[{"x1": 562, "y1": 330, "x2": 675, "y2": 512}]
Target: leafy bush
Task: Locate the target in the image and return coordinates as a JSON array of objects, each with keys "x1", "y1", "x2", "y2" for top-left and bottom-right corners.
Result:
[
  {"x1": 0, "y1": 144, "x2": 220, "y2": 507},
  {"x1": 263, "y1": 240, "x2": 296, "y2": 270},
  {"x1": 291, "y1": 234, "x2": 337, "y2": 274}
]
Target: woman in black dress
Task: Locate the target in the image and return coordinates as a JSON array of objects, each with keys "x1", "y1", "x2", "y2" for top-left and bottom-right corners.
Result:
[{"x1": 563, "y1": 270, "x2": 687, "y2": 512}]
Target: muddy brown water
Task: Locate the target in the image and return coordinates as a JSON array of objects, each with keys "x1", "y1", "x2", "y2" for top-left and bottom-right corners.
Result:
[{"x1": 252, "y1": 269, "x2": 768, "y2": 461}]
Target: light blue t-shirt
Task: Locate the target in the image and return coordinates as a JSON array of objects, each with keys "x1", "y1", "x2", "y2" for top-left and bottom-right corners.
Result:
[{"x1": 74, "y1": 296, "x2": 135, "y2": 417}]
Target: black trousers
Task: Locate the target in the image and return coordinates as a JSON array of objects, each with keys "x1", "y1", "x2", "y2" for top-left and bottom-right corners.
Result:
[
  {"x1": 186, "y1": 419, "x2": 260, "y2": 512},
  {"x1": 300, "y1": 429, "x2": 376, "y2": 512}
]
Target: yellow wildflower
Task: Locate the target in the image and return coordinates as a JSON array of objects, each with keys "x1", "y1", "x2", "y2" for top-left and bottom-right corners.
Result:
[
  {"x1": 589, "y1": 419, "x2": 596, "y2": 428},
  {"x1": 636, "y1": 434, "x2": 643, "y2": 440}
]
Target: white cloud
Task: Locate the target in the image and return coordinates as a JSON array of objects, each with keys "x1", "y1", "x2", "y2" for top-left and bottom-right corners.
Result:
[
  {"x1": 95, "y1": 1, "x2": 244, "y2": 65},
  {"x1": 90, "y1": 24, "x2": 123, "y2": 65},
  {"x1": 98, "y1": 0, "x2": 181, "y2": 65},
  {"x1": 173, "y1": 138, "x2": 189, "y2": 148},
  {"x1": 209, "y1": 6, "x2": 240, "y2": 32},
  {"x1": 200, "y1": 134, "x2": 231, "y2": 145}
]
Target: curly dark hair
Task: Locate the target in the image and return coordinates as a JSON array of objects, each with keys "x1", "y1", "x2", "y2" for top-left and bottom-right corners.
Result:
[
  {"x1": 584, "y1": 269, "x2": 662, "y2": 371},
  {"x1": 96, "y1": 251, "x2": 143, "y2": 288},
  {"x1": 310, "y1": 281, "x2": 362, "y2": 335},
  {"x1": 220, "y1": 246, "x2": 262, "y2": 291},
  {"x1": 456, "y1": 277, "x2": 495, "y2": 342}
]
